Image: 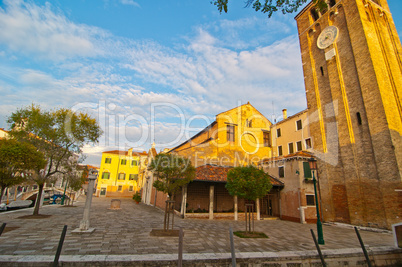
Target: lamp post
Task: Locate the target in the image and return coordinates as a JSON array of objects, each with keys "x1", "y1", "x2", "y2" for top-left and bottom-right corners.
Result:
[{"x1": 309, "y1": 157, "x2": 325, "y2": 245}]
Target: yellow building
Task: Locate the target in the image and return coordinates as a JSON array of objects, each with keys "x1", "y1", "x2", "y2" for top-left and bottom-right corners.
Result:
[
  {"x1": 97, "y1": 148, "x2": 147, "y2": 198},
  {"x1": 170, "y1": 102, "x2": 273, "y2": 167}
]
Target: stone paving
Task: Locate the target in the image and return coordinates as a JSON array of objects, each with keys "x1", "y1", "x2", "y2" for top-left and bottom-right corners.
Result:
[{"x1": 0, "y1": 196, "x2": 396, "y2": 257}]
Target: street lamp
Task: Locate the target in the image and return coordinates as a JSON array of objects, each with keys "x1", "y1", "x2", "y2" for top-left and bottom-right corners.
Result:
[{"x1": 309, "y1": 157, "x2": 325, "y2": 245}]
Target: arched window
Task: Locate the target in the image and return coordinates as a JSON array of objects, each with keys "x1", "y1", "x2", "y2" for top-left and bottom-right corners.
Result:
[{"x1": 311, "y1": 8, "x2": 320, "y2": 21}]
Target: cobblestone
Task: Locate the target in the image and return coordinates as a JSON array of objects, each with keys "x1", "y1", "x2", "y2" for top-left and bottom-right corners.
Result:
[{"x1": 0, "y1": 196, "x2": 397, "y2": 257}]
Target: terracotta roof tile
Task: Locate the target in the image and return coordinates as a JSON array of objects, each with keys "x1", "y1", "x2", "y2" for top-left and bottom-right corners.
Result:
[
  {"x1": 195, "y1": 164, "x2": 284, "y2": 187},
  {"x1": 103, "y1": 150, "x2": 148, "y2": 156}
]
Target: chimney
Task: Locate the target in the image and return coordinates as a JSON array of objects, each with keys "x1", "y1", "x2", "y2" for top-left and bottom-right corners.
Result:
[
  {"x1": 128, "y1": 148, "x2": 133, "y2": 156},
  {"x1": 282, "y1": 109, "x2": 287, "y2": 120}
]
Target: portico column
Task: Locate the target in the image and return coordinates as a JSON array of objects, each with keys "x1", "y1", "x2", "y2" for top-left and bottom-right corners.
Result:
[
  {"x1": 181, "y1": 185, "x2": 187, "y2": 218},
  {"x1": 256, "y1": 198, "x2": 260, "y2": 221},
  {"x1": 209, "y1": 185, "x2": 214, "y2": 220},
  {"x1": 234, "y1": 195, "x2": 238, "y2": 221}
]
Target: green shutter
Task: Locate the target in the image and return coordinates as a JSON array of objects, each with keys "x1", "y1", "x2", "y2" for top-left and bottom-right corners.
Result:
[{"x1": 303, "y1": 162, "x2": 312, "y2": 178}]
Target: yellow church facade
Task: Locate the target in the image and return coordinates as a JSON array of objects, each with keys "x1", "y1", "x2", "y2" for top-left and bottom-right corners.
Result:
[
  {"x1": 96, "y1": 149, "x2": 147, "y2": 198},
  {"x1": 170, "y1": 102, "x2": 273, "y2": 167}
]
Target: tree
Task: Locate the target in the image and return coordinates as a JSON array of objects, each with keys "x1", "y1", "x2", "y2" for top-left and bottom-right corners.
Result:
[
  {"x1": 65, "y1": 170, "x2": 87, "y2": 206},
  {"x1": 212, "y1": 0, "x2": 327, "y2": 18},
  {"x1": 226, "y1": 165, "x2": 272, "y2": 232},
  {"x1": 0, "y1": 139, "x2": 47, "y2": 204},
  {"x1": 149, "y1": 153, "x2": 195, "y2": 231},
  {"x1": 7, "y1": 104, "x2": 102, "y2": 215},
  {"x1": 149, "y1": 154, "x2": 196, "y2": 199}
]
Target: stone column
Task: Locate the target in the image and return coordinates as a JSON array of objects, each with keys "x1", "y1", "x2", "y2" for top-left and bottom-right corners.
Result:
[
  {"x1": 73, "y1": 170, "x2": 98, "y2": 233},
  {"x1": 234, "y1": 195, "x2": 238, "y2": 221},
  {"x1": 209, "y1": 185, "x2": 214, "y2": 220},
  {"x1": 180, "y1": 185, "x2": 187, "y2": 218},
  {"x1": 256, "y1": 198, "x2": 260, "y2": 221}
]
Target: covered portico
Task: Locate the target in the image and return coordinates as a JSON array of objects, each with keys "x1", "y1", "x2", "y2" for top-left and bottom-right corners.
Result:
[{"x1": 176, "y1": 164, "x2": 284, "y2": 220}]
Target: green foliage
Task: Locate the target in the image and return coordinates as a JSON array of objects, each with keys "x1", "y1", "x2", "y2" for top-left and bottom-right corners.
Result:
[
  {"x1": 0, "y1": 138, "x2": 47, "y2": 203},
  {"x1": 132, "y1": 192, "x2": 141, "y2": 203},
  {"x1": 212, "y1": 0, "x2": 326, "y2": 18},
  {"x1": 7, "y1": 104, "x2": 102, "y2": 214},
  {"x1": 233, "y1": 231, "x2": 268, "y2": 238},
  {"x1": 149, "y1": 153, "x2": 195, "y2": 198},
  {"x1": 226, "y1": 165, "x2": 272, "y2": 201}
]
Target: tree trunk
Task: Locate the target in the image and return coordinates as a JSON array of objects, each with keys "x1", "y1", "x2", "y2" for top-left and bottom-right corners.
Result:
[
  {"x1": 33, "y1": 184, "x2": 44, "y2": 215},
  {"x1": 0, "y1": 187, "x2": 5, "y2": 204}
]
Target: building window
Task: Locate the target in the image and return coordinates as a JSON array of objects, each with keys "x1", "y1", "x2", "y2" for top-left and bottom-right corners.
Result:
[
  {"x1": 297, "y1": 141, "x2": 303, "y2": 152},
  {"x1": 305, "y1": 138, "x2": 312, "y2": 149},
  {"x1": 288, "y1": 143, "x2": 294, "y2": 154},
  {"x1": 102, "y1": 172, "x2": 110, "y2": 179},
  {"x1": 277, "y1": 128, "x2": 281, "y2": 137},
  {"x1": 306, "y1": 195, "x2": 315, "y2": 206},
  {"x1": 329, "y1": 0, "x2": 336, "y2": 8},
  {"x1": 246, "y1": 119, "x2": 253, "y2": 128},
  {"x1": 129, "y1": 185, "x2": 134, "y2": 192},
  {"x1": 131, "y1": 160, "x2": 138, "y2": 166},
  {"x1": 118, "y1": 185, "x2": 123, "y2": 191},
  {"x1": 296, "y1": 119, "x2": 302, "y2": 131},
  {"x1": 227, "y1": 125, "x2": 235, "y2": 142},
  {"x1": 118, "y1": 173, "x2": 126, "y2": 180},
  {"x1": 278, "y1": 146, "x2": 283, "y2": 156},
  {"x1": 279, "y1": 166, "x2": 284, "y2": 178},
  {"x1": 311, "y1": 8, "x2": 319, "y2": 21},
  {"x1": 320, "y1": 66, "x2": 324, "y2": 76},
  {"x1": 356, "y1": 112, "x2": 362, "y2": 125},
  {"x1": 129, "y1": 174, "x2": 138, "y2": 181},
  {"x1": 263, "y1": 131, "x2": 271, "y2": 147},
  {"x1": 303, "y1": 162, "x2": 312, "y2": 179},
  {"x1": 121, "y1": 159, "x2": 127, "y2": 165},
  {"x1": 105, "y1": 158, "x2": 111, "y2": 164}
]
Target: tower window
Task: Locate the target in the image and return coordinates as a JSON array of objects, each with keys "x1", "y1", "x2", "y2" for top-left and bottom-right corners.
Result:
[
  {"x1": 357, "y1": 112, "x2": 362, "y2": 125},
  {"x1": 311, "y1": 8, "x2": 320, "y2": 21},
  {"x1": 366, "y1": 11, "x2": 371, "y2": 22},
  {"x1": 320, "y1": 66, "x2": 324, "y2": 76}
]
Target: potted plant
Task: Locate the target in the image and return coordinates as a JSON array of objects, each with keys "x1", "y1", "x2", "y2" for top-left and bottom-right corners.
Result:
[{"x1": 133, "y1": 192, "x2": 141, "y2": 204}]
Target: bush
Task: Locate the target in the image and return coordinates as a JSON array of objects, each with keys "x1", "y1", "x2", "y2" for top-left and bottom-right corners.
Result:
[{"x1": 132, "y1": 192, "x2": 141, "y2": 203}]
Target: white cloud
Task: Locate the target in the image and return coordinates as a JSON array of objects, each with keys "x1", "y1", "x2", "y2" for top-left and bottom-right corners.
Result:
[
  {"x1": 0, "y1": 0, "x2": 105, "y2": 60},
  {"x1": 119, "y1": 0, "x2": 140, "y2": 8}
]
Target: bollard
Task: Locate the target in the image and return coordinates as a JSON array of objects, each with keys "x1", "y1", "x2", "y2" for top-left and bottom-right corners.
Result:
[
  {"x1": 354, "y1": 227, "x2": 373, "y2": 267},
  {"x1": 310, "y1": 229, "x2": 326, "y2": 267},
  {"x1": 178, "y1": 227, "x2": 183, "y2": 267},
  {"x1": 229, "y1": 227, "x2": 236, "y2": 267},
  {"x1": 0, "y1": 223, "x2": 6, "y2": 236},
  {"x1": 53, "y1": 225, "x2": 68, "y2": 267}
]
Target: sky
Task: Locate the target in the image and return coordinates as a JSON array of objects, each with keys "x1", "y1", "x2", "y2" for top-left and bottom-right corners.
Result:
[{"x1": 0, "y1": 0, "x2": 401, "y2": 166}]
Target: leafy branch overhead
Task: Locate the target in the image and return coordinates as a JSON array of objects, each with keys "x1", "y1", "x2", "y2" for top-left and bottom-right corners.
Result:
[{"x1": 212, "y1": 0, "x2": 327, "y2": 18}]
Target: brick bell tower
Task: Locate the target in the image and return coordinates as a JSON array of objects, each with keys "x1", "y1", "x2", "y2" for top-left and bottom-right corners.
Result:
[{"x1": 295, "y1": 0, "x2": 402, "y2": 229}]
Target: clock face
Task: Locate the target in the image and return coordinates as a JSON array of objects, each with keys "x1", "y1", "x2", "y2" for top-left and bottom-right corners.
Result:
[{"x1": 317, "y1": 26, "x2": 339, "y2": 49}]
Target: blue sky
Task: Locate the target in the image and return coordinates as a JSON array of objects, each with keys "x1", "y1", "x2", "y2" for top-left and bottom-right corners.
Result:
[{"x1": 0, "y1": 0, "x2": 401, "y2": 166}]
